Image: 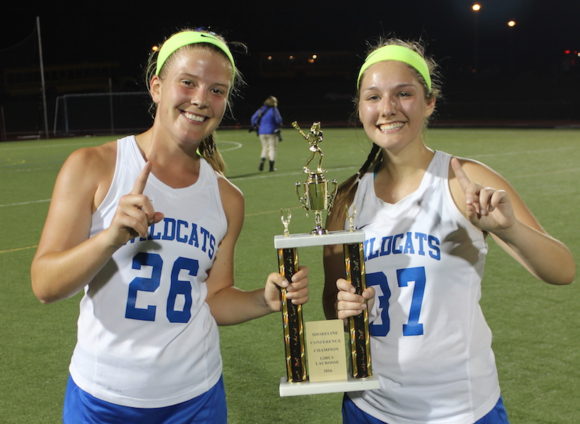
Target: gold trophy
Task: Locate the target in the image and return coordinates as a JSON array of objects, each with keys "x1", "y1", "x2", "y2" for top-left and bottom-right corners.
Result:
[
  {"x1": 274, "y1": 122, "x2": 380, "y2": 396},
  {"x1": 293, "y1": 122, "x2": 336, "y2": 235}
]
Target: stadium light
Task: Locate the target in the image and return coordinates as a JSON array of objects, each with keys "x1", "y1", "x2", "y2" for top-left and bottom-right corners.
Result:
[
  {"x1": 507, "y1": 20, "x2": 517, "y2": 28},
  {"x1": 471, "y1": 3, "x2": 481, "y2": 71}
]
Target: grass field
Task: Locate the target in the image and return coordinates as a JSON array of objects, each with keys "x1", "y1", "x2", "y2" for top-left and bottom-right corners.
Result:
[{"x1": 1, "y1": 127, "x2": 579, "y2": 423}]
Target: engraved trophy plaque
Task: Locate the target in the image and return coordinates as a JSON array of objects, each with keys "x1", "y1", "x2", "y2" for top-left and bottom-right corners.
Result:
[{"x1": 275, "y1": 122, "x2": 380, "y2": 396}]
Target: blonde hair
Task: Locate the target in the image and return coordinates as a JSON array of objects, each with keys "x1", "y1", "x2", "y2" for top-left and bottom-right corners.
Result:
[
  {"x1": 264, "y1": 96, "x2": 278, "y2": 107},
  {"x1": 330, "y1": 37, "x2": 442, "y2": 227},
  {"x1": 145, "y1": 29, "x2": 246, "y2": 174}
]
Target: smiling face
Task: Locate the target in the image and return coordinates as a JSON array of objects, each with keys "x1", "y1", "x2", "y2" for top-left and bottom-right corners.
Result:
[
  {"x1": 149, "y1": 46, "x2": 233, "y2": 150},
  {"x1": 358, "y1": 60, "x2": 435, "y2": 154}
]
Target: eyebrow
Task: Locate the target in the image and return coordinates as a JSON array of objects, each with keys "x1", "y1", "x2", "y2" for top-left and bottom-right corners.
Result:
[
  {"x1": 362, "y1": 82, "x2": 417, "y2": 92},
  {"x1": 177, "y1": 72, "x2": 230, "y2": 88}
]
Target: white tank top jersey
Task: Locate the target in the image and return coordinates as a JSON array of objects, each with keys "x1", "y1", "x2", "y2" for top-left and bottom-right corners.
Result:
[
  {"x1": 347, "y1": 151, "x2": 501, "y2": 424},
  {"x1": 69, "y1": 136, "x2": 227, "y2": 408}
]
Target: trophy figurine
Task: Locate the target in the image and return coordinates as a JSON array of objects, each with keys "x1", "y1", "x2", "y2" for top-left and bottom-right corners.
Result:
[
  {"x1": 292, "y1": 121, "x2": 337, "y2": 235},
  {"x1": 274, "y1": 122, "x2": 379, "y2": 396}
]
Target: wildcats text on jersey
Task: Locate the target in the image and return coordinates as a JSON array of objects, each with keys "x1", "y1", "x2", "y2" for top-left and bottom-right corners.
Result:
[
  {"x1": 364, "y1": 231, "x2": 441, "y2": 262},
  {"x1": 128, "y1": 216, "x2": 217, "y2": 260}
]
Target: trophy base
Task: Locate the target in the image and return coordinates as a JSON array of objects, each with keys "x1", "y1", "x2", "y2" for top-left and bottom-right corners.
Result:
[
  {"x1": 279, "y1": 375, "x2": 380, "y2": 397},
  {"x1": 274, "y1": 230, "x2": 364, "y2": 249}
]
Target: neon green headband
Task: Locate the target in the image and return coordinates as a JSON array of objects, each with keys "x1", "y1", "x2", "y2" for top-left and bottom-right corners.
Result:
[
  {"x1": 155, "y1": 31, "x2": 236, "y2": 77},
  {"x1": 357, "y1": 45, "x2": 432, "y2": 92}
]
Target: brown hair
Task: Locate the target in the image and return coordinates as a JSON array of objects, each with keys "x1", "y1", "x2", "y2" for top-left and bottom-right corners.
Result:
[{"x1": 329, "y1": 37, "x2": 442, "y2": 227}]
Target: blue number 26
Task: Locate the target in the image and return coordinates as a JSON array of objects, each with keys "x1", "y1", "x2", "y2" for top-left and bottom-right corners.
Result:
[{"x1": 125, "y1": 252, "x2": 199, "y2": 323}]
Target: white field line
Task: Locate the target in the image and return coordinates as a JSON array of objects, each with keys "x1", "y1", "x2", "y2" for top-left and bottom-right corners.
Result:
[
  {"x1": 2, "y1": 165, "x2": 578, "y2": 210},
  {"x1": 469, "y1": 145, "x2": 577, "y2": 158},
  {"x1": 0, "y1": 245, "x2": 37, "y2": 254},
  {"x1": 1, "y1": 144, "x2": 578, "y2": 254},
  {"x1": 218, "y1": 141, "x2": 243, "y2": 152},
  {"x1": 0, "y1": 199, "x2": 50, "y2": 208},
  {"x1": 0, "y1": 139, "x2": 243, "y2": 152},
  {"x1": 229, "y1": 166, "x2": 358, "y2": 182}
]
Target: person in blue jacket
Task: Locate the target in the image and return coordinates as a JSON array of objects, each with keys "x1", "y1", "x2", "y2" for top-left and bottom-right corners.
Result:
[{"x1": 250, "y1": 96, "x2": 283, "y2": 171}]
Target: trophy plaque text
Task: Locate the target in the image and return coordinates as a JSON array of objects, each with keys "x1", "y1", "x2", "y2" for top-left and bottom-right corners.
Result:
[{"x1": 275, "y1": 122, "x2": 380, "y2": 396}]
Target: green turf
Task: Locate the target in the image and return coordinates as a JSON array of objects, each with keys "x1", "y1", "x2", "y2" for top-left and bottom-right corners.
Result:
[{"x1": 1, "y1": 128, "x2": 579, "y2": 423}]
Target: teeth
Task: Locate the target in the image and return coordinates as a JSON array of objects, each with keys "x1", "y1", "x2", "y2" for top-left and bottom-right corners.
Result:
[
  {"x1": 183, "y1": 112, "x2": 205, "y2": 122},
  {"x1": 379, "y1": 122, "x2": 404, "y2": 131}
]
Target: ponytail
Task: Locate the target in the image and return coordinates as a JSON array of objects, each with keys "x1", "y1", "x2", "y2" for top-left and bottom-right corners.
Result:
[{"x1": 198, "y1": 133, "x2": 226, "y2": 174}]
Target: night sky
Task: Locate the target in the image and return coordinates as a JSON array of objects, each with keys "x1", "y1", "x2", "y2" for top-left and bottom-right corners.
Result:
[
  {"x1": 2, "y1": 1, "x2": 580, "y2": 130},
  {"x1": 3, "y1": 2, "x2": 579, "y2": 73}
]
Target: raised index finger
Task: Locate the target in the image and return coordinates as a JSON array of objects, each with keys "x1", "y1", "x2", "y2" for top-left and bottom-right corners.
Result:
[
  {"x1": 132, "y1": 161, "x2": 152, "y2": 194},
  {"x1": 451, "y1": 157, "x2": 473, "y2": 192}
]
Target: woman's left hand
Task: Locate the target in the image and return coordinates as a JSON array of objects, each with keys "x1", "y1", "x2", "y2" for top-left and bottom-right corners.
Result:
[
  {"x1": 451, "y1": 158, "x2": 516, "y2": 233},
  {"x1": 264, "y1": 266, "x2": 309, "y2": 312}
]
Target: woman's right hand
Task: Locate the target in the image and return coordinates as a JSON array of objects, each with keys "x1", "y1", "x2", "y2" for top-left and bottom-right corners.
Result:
[
  {"x1": 106, "y1": 162, "x2": 164, "y2": 247},
  {"x1": 32, "y1": 149, "x2": 167, "y2": 303},
  {"x1": 336, "y1": 278, "x2": 375, "y2": 320}
]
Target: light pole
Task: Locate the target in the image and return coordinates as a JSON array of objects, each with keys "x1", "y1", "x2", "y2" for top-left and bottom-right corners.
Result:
[
  {"x1": 471, "y1": 2, "x2": 482, "y2": 72},
  {"x1": 36, "y1": 17, "x2": 49, "y2": 139}
]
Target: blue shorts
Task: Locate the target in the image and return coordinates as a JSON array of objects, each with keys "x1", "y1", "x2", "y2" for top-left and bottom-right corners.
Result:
[
  {"x1": 342, "y1": 394, "x2": 510, "y2": 424},
  {"x1": 63, "y1": 375, "x2": 227, "y2": 424}
]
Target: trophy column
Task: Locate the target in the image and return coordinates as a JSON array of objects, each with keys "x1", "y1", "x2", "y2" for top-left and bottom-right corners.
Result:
[
  {"x1": 277, "y1": 246, "x2": 307, "y2": 382},
  {"x1": 344, "y1": 242, "x2": 372, "y2": 378}
]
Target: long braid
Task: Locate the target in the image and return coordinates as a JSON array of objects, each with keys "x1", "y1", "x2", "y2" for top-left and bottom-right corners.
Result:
[
  {"x1": 357, "y1": 143, "x2": 382, "y2": 181},
  {"x1": 328, "y1": 144, "x2": 382, "y2": 228}
]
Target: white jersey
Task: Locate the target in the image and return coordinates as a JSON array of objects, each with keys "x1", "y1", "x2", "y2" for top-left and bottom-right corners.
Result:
[
  {"x1": 69, "y1": 136, "x2": 227, "y2": 408},
  {"x1": 347, "y1": 151, "x2": 500, "y2": 424}
]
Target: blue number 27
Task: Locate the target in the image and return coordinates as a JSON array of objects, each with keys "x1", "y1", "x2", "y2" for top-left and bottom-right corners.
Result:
[{"x1": 366, "y1": 266, "x2": 426, "y2": 337}]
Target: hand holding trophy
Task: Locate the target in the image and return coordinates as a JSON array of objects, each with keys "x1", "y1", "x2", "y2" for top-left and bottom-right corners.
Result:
[{"x1": 274, "y1": 122, "x2": 380, "y2": 396}]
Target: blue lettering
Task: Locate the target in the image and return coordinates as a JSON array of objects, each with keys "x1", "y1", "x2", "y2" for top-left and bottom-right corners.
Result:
[
  {"x1": 125, "y1": 216, "x2": 218, "y2": 261},
  {"x1": 392, "y1": 233, "x2": 404, "y2": 254},
  {"x1": 365, "y1": 231, "x2": 441, "y2": 263},
  {"x1": 200, "y1": 227, "x2": 210, "y2": 253},
  {"x1": 176, "y1": 220, "x2": 189, "y2": 243},
  {"x1": 149, "y1": 221, "x2": 162, "y2": 240},
  {"x1": 414, "y1": 233, "x2": 427, "y2": 256},
  {"x1": 162, "y1": 218, "x2": 176, "y2": 241},
  {"x1": 188, "y1": 223, "x2": 199, "y2": 247},
  {"x1": 403, "y1": 232, "x2": 415, "y2": 254},
  {"x1": 380, "y1": 236, "x2": 392, "y2": 256},
  {"x1": 428, "y1": 236, "x2": 441, "y2": 260},
  {"x1": 367, "y1": 237, "x2": 379, "y2": 260},
  {"x1": 208, "y1": 234, "x2": 216, "y2": 259}
]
